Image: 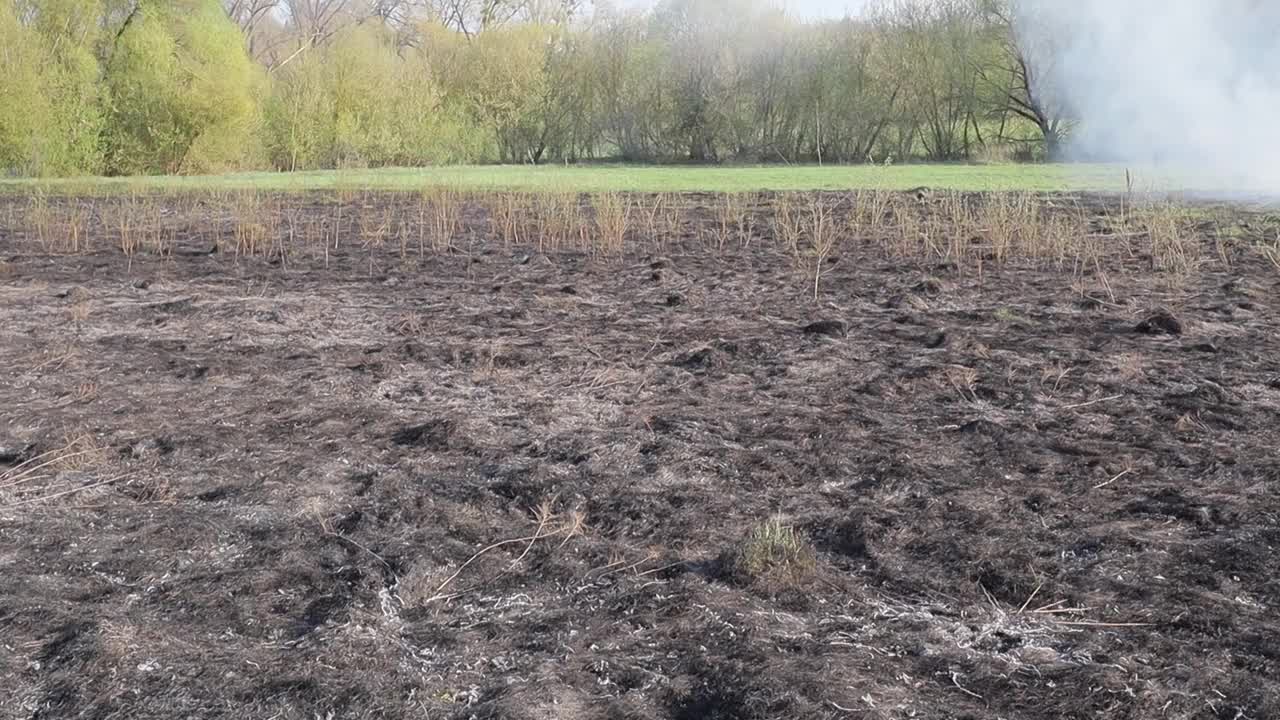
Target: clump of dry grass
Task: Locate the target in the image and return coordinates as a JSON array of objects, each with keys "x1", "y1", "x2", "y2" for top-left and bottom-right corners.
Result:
[
  {"x1": 945, "y1": 365, "x2": 981, "y2": 403},
  {"x1": 67, "y1": 296, "x2": 91, "y2": 330},
  {"x1": 115, "y1": 196, "x2": 141, "y2": 263},
  {"x1": 231, "y1": 191, "x2": 276, "y2": 259},
  {"x1": 711, "y1": 193, "x2": 752, "y2": 251},
  {"x1": 774, "y1": 192, "x2": 804, "y2": 261},
  {"x1": 391, "y1": 312, "x2": 426, "y2": 337},
  {"x1": 396, "y1": 499, "x2": 588, "y2": 607},
  {"x1": 939, "y1": 190, "x2": 973, "y2": 269},
  {"x1": 888, "y1": 194, "x2": 922, "y2": 259},
  {"x1": 139, "y1": 198, "x2": 163, "y2": 257},
  {"x1": 1262, "y1": 235, "x2": 1280, "y2": 272},
  {"x1": 852, "y1": 188, "x2": 893, "y2": 231},
  {"x1": 359, "y1": 203, "x2": 393, "y2": 274},
  {"x1": 524, "y1": 191, "x2": 577, "y2": 252},
  {"x1": 1141, "y1": 202, "x2": 1195, "y2": 281},
  {"x1": 0, "y1": 432, "x2": 118, "y2": 509},
  {"x1": 593, "y1": 192, "x2": 631, "y2": 255},
  {"x1": 490, "y1": 192, "x2": 528, "y2": 248},
  {"x1": 58, "y1": 201, "x2": 91, "y2": 254},
  {"x1": 724, "y1": 516, "x2": 816, "y2": 588},
  {"x1": 977, "y1": 192, "x2": 1038, "y2": 263},
  {"x1": 427, "y1": 187, "x2": 463, "y2": 253},
  {"x1": 56, "y1": 431, "x2": 108, "y2": 471},
  {"x1": 26, "y1": 190, "x2": 54, "y2": 249}
]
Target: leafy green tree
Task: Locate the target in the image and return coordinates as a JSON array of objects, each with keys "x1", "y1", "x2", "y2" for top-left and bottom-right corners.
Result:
[
  {"x1": 0, "y1": 3, "x2": 49, "y2": 174},
  {"x1": 265, "y1": 22, "x2": 481, "y2": 170},
  {"x1": 103, "y1": 0, "x2": 265, "y2": 174},
  {"x1": 1, "y1": 0, "x2": 106, "y2": 175}
]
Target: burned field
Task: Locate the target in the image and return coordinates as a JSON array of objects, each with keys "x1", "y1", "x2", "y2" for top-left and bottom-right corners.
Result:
[{"x1": 1, "y1": 190, "x2": 1278, "y2": 720}]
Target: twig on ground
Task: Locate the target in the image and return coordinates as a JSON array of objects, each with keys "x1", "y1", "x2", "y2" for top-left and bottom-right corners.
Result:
[
  {"x1": 1063, "y1": 394, "x2": 1122, "y2": 410},
  {"x1": 1094, "y1": 468, "x2": 1135, "y2": 489},
  {"x1": 1, "y1": 472, "x2": 133, "y2": 509},
  {"x1": 951, "y1": 672, "x2": 984, "y2": 701},
  {"x1": 0, "y1": 448, "x2": 102, "y2": 489}
]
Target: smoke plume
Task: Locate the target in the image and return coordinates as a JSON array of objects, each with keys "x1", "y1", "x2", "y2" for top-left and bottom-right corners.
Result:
[{"x1": 1016, "y1": 0, "x2": 1280, "y2": 191}]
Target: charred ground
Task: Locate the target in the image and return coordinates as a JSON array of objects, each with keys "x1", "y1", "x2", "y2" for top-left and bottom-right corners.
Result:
[{"x1": 0, "y1": 191, "x2": 1277, "y2": 720}]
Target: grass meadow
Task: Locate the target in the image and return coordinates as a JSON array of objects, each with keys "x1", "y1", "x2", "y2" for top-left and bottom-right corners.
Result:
[{"x1": 0, "y1": 162, "x2": 1166, "y2": 195}]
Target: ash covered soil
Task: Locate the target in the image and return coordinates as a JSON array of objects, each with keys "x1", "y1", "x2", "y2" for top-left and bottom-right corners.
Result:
[{"x1": 1, "y1": 193, "x2": 1278, "y2": 720}]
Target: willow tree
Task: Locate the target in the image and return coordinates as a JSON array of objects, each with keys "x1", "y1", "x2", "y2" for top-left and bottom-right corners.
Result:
[
  {"x1": 264, "y1": 22, "x2": 478, "y2": 169},
  {"x1": 103, "y1": 0, "x2": 265, "y2": 174},
  {"x1": 0, "y1": 0, "x2": 106, "y2": 175}
]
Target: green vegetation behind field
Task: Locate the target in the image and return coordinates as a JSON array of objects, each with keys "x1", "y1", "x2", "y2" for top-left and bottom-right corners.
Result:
[{"x1": 0, "y1": 163, "x2": 1152, "y2": 195}]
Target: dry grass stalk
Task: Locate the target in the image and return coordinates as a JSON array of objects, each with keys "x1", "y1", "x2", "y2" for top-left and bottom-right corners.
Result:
[
  {"x1": 27, "y1": 190, "x2": 52, "y2": 249},
  {"x1": 144, "y1": 200, "x2": 175, "y2": 258},
  {"x1": 427, "y1": 188, "x2": 462, "y2": 253},
  {"x1": 711, "y1": 195, "x2": 732, "y2": 251},
  {"x1": 118, "y1": 195, "x2": 141, "y2": 266},
  {"x1": 808, "y1": 196, "x2": 836, "y2": 301},
  {"x1": 1262, "y1": 234, "x2": 1280, "y2": 272},
  {"x1": 945, "y1": 365, "x2": 981, "y2": 403},
  {"x1": 414, "y1": 196, "x2": 429, "y2": 257},
  {"x1": 847, "y1": 190, "x2": 868, "y2": 245},
  {"x1": 334, "y1": 174, "x2": 358, "y2": 205},
  {"x1": 491, "y1": 192, "x2": 525, "y2": 248},
  {"x1": 979, "y1": 192, "x2": 1038, "y2": 263},
  {"x1": 641, "y1": 193, "x2": 667, "y2": 250},
  {"x1": 0, "y1": 445, "x2": 92, "y2": 491},
  {"x1": 331, "y1": 202, "x2": 344, "y2": 254},
  {"x1": 711, "y1": 193, "x2": 749, "y2": 251},
  {"x1": 68, "y1": 297, "x2": 91, "y2": 329},
  {"x1": 940, "y1": 191, "x2": 972, "y2": 268},
  {"x1": 359, "y1": 203, "x2": 393, "y2": 274},
  {"x1": 1142, "y1": 202, "x2": 1194, "y2": 280},
  {"x1": 659, "y1": 194, "x2": 681, "y2": 249},
  {"x1": 231, "y1": 191, "x2": 274, "y2": 259},
  {"x1": 404, "y1": 500, "x2": 587, "y2": 606},
  {"x1": 775, "y1": 193, "x2": 804, "y2": 261},
  {"x1": 889, "y1": 195, "x2": 920, "y2": 259},
  {"x1": 62, "y1": 201, "x2": 91, "y2": 254},
  {"x1": 867, "y1": 188, "x2": 892, "y2": 227},
  {"x1": 593, "y1": 192, "x2": 631, "y2": 255},
  {"x1": 278, "y1": 205, "x2": 302, "y2": 269},
  {"x1": 532, "y1": 191, "x2": 576, "y2": 252}
]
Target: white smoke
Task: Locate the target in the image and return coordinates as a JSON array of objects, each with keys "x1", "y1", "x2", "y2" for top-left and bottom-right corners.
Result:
[{"x1": 1016, "y1": 0, "x2": 1280, "y2": 192}]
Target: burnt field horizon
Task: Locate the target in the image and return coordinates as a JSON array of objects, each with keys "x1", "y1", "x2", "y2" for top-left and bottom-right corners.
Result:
[{"x1": 1, "y1": 190, "x2": 1277, "y2": 719}]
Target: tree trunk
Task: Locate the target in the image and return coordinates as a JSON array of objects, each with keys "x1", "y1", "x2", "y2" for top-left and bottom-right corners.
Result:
[{"x1": 1042, "y1": 124, "x2": 1062, "y2": 161}]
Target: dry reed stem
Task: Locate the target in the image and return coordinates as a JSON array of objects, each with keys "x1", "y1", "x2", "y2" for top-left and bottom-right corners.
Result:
[{"x1": 593, "y1": 193, "x2": 631, "y2": 256}]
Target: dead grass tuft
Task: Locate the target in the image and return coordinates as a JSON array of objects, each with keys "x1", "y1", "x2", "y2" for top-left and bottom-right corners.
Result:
[
  {"x1": 593, "y1": 193, "x2": 631, "y2": 255},
  {"x1": 724, "y1": 516, "x2": 816, "y2": 588},
  {"x1": 67, "y1": 297, "x2": 91, "y2": 328},
  {"x1": 399, "y1": 499, "x2": 588, "y2": 607}
]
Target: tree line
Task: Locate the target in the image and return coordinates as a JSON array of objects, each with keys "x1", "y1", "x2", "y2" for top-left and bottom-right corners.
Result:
[{"x1": 0, "y1": 0, "x2": 1073, "y2": 176}]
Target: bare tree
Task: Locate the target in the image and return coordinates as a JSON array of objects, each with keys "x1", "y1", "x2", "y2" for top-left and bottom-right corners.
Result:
[
  {"x1": 976, "y1": 0, "x2": 1074, "y2": 159},
  {"x1": 223, "y1": 0, "x2": 280, "y2": 57},
  {"x1": 284, "y1": 0, "x2": 357, "y2": 45},
  {"x1": 422, "y1": 0, "x2": 582, "y2": 38}
]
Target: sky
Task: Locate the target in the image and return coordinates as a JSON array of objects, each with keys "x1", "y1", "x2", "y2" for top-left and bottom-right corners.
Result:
[
  {"x1": 615, "y1": 0, "x2": 871, "y2": 20},
  {"x1": 788, "y1": 0, "x2": 869, "y2": 18}
]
